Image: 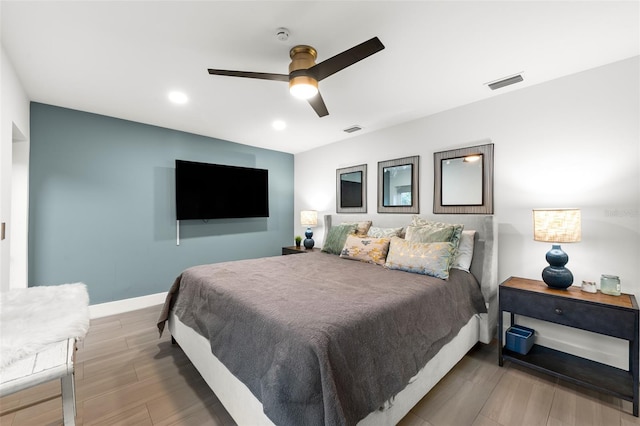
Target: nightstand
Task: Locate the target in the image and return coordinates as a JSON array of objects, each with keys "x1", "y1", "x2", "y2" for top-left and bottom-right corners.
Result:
[
  {"x1": 499, "y1": 276, "x2": 639, "y2": 416},
  {"x1": 282, "y1": 246, "x2": 320, "y2": 255}
]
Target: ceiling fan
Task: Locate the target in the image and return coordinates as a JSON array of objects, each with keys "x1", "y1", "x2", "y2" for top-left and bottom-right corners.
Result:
[{"x1": 207, "y1": 37, "x2": 385, "y2": 117}]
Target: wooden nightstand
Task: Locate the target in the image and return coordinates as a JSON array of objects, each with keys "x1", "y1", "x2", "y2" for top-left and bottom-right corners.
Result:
[
  {"x1": 499, "y1": 276, "x2": 639, "y2": 416},
  {"x1": 282, "y1": 246, "x2": 320, "y2": 255}
]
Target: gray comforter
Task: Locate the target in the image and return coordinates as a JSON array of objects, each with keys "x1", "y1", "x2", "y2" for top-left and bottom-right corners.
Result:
[{"x1": 157, "y1": 251, "x2": 486, "y2": 426}]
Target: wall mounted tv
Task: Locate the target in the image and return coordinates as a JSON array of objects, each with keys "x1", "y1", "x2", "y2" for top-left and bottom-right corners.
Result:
[{"x1": 175, "y1": 160, "x2": 269, "y2": 220}]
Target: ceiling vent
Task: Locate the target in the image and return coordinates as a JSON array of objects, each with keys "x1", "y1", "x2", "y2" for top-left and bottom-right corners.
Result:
[
  {"x1": 343, "y1": 125, "x2": 362, "y2": 133},
  {"x1": 488, "y1": 74, "x2": 524, "y2": 90}
]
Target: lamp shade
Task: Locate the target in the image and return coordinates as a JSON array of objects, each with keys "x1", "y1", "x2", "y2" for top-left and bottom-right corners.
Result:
[
  {"x1": 533, "y1": 209, "x2": 581, "y2": 243},
  {"x1": 300, "y1": 210, "x2": 318, "y2": 227}
]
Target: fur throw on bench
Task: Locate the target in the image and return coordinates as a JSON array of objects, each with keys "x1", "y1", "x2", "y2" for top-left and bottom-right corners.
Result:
[{"x1": 0, "y1": 283, "x2": 90, "y2": 369}]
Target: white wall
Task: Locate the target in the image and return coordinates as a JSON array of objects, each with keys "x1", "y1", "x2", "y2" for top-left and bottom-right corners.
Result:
[
  {"x1": 295, "y1": 57, "x2": 640, "y2": 368},
  {"x1": 1, "y1": 45, "x2": 31, "y2": 292}
]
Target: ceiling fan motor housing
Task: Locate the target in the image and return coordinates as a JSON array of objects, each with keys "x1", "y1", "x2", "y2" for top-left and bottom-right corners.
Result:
[
  {"x1": 207, "y1": 36, "x2": 383, "y2": 116},
  {"x1": 289, "y1": 45, "x2": 318, "y2": 95}
]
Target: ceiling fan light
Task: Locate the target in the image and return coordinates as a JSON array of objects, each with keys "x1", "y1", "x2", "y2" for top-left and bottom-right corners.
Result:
[
  {"x1": 289, "y1": 76, "x2": 318, "y2": 99},
  {"x1": 290, "y1": 83, "x2": 318, "y2": 99}
]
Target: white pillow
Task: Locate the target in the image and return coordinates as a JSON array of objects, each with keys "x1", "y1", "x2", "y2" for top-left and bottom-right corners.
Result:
[{"x1": 451, "y1": 230, "x2": 476, "y2": 272}]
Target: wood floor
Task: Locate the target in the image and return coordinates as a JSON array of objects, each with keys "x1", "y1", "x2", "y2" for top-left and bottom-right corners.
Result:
[{"x1": 2, "y1": 305, "x2": 639, "y2": 426}]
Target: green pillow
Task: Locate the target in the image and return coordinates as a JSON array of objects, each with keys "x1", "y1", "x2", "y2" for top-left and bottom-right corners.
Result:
[
  {"x1": 411, "y1": 216, "x2": 464, "y2": 249},
  {"x1": 322, "y1": 224, "x2": 357, "y2": 255},
  {"x1": 405, "y1": 224, "x2": 455, "y2": 243}
]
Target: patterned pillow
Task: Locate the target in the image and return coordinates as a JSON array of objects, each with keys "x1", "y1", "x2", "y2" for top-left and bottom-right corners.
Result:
[
  {"x1": 340, "y1": 235, "x2": 391, "y2": 265},
  {"x1": 322, "y1": 224, "x2": 357, "y2": 255},
  {"x1": 384, "y1": 237, "x2": 455, "y2": 279},
  {"x1": 341, "y1": 221, "x2": 372, "y2": 236},
  {"x1": 451, "y1": 230, "x2": 476, "y2": 272},
  {"x1": 367, "y1": 226, "x2": 404, "y2": 238},
  {"x1": 405, "y1": 224, "x2": 455, "y2": 243},
  {"x1": 411, "y1": 216, "x2": 464, "y2": 249}
]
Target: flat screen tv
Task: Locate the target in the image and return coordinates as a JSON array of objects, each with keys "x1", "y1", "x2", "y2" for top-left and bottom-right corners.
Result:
[{"x1": 175, "y1": 160, "x2": 269, "y2": 220}]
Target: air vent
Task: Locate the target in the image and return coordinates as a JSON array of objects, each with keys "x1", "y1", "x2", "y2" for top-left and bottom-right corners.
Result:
[
  {"x1": 343, "y1": 125, "x2": 362, "y2": 133},
  {"x1": 488, "y1": 74, "x2": 524, "y2": 90}
]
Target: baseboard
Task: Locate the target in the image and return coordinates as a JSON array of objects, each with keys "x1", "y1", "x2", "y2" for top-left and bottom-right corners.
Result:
[{"x1": 89, "y1": 292, "x2": 167, "y2": 319}]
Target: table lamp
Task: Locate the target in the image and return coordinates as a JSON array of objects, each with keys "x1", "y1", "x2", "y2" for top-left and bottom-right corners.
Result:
[
  {"x1": 533, "y1": 208, "x2": 581, "y2": 289},
  {"x1": 300, "y1": 210, "x2": 318, "y2": 249}
]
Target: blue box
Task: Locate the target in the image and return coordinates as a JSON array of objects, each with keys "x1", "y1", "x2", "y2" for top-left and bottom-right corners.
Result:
[{"x1": 505, "y1": 325, "x2": 535, "y2": 355}]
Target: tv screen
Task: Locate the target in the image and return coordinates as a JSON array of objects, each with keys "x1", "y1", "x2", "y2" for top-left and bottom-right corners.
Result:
[{"x1": 175, "y1": 160, "x2": 269, "y2": 220}]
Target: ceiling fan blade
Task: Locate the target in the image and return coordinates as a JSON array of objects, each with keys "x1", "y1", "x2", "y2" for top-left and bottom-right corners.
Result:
[
  {"x1": 307, "y1": 92, "x2": 329, "y2": 117},
  {"x1": 309, "y1": 37, "x2": 385, "y2": 82},
  {"x1": 207, "y1": 69, "x2": 289, "y2": 82}
]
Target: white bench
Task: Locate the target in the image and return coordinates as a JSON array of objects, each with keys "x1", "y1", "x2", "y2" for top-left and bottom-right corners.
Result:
[{"x1": 0, "y1": 338, "x2": 77, "y2": 425}]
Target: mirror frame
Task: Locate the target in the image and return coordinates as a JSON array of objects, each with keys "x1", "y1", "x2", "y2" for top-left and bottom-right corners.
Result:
[
  {"x1": 433, "y1": 143, "x2": 494, "y2": 214},
  {"x1": 377, "y1": 155, "x2": 420, "y2": 214},
  {"x1": 336, "y1": 164, "x2": 367, "y2": 213}
]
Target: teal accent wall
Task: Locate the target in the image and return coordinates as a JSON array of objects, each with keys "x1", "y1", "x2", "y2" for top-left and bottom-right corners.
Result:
[{"x1": 29, "y1": 103, "x2": 294, "y2": 304}]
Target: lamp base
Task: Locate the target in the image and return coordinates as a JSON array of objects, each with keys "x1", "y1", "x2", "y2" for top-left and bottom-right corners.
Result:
[
  {"x1": 304, "y1": 228, "x2": 315, "y2": 249},
  {"x1": 542, "y1": 266, "x2": 574, "y2": 289},
  {"x1": 542, "y1": 244, "x2": 573, "y2": 289}
]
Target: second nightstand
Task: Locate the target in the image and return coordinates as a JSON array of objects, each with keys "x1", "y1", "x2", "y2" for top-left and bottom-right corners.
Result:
[
  {"x1": 499, "y1": 276, "x2": 639, "y2": 416},
  {"x1": 282, "y1": 246, "x2": 320, "y2": 255}
]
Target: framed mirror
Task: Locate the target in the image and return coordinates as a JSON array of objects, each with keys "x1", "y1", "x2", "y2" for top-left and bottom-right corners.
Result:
[
  {"x1": 336, "y1": 164, "x2": 367, "y2": 213},
  {"x1": 433, "y1": 143, "x2": 494, "y2": 214},
  {"x1": 377, "y1": 155, "x2": 419, "y2": 214}
]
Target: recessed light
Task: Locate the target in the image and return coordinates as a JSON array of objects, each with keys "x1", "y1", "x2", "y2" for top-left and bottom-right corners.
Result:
[
  {"x1": 272, "y1": 120, "x2": 286, "y2": 130},
  {"x1": 168, "y1": 91, "x2": 188, "y2": 104}
]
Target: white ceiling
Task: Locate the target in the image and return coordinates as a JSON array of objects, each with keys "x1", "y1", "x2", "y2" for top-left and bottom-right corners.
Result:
[{"x1": 2, "y1": 1, "x2": 638, "y2": 154}]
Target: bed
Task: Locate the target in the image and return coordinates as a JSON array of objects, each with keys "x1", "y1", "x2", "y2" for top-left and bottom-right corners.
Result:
[{"x1": 157, "y1": 214, "x2": 498, "y2": 425}]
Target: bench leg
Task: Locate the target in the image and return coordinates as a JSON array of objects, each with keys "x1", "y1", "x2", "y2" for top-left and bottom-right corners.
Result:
[{"x1": 61, "y1": 373, "x2": 76, "y2": 426}]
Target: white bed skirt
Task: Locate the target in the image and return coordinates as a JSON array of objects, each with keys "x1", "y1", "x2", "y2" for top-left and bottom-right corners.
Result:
[{"x1": 168, "y1": 310, "x2": 481, "y2": 426}]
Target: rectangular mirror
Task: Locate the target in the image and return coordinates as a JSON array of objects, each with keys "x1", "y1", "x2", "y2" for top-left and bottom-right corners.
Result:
[
  {"x1": 336, "y1": 164, "x2": 367, "y2": 213},
  {"x1": 434, "y1": 143, "x2": 493, "y2": 214},
  {"x1": 442, "y1": 155, "x2": 483, "y2": 205},
  {"x1": 377, "y1": 156, "x2": 419, "y2": 214}
]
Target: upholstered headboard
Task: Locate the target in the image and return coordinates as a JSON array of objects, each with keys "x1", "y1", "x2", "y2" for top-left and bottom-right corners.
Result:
[{"x1": 323, "y1": 214, "x2": 498, "y2": 343}]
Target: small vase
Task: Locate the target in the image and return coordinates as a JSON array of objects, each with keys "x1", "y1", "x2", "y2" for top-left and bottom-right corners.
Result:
[{"x1": 295, "y1": 242, "x2": 301, "y2": 248}]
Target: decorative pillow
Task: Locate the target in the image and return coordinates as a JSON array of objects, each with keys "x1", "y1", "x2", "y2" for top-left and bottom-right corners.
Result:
[
  {"x1": 411, "y1": 216, "x2": 464, "y2": 249},
  {"x1": 451, "y1": 230, "x2": 476, "y2": 272},
  {"x1": 405, "y1": 224, "x2": 455, "y2": 243},
  {"x1": 322, "y1": 224, "x2": 357, "y2": 255},
  {"x1": 384, "y1": 237, "x2": 455, "y2": 279},
  {"x1": 339, "y1": 235, "x2": 390, "y2": 265},
  {"x1": 367, "y1": 226, "x2": 403, "y2": 238},
  {"x1": 341, "y1": 221, "x2": 372, "y2": 237}
]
